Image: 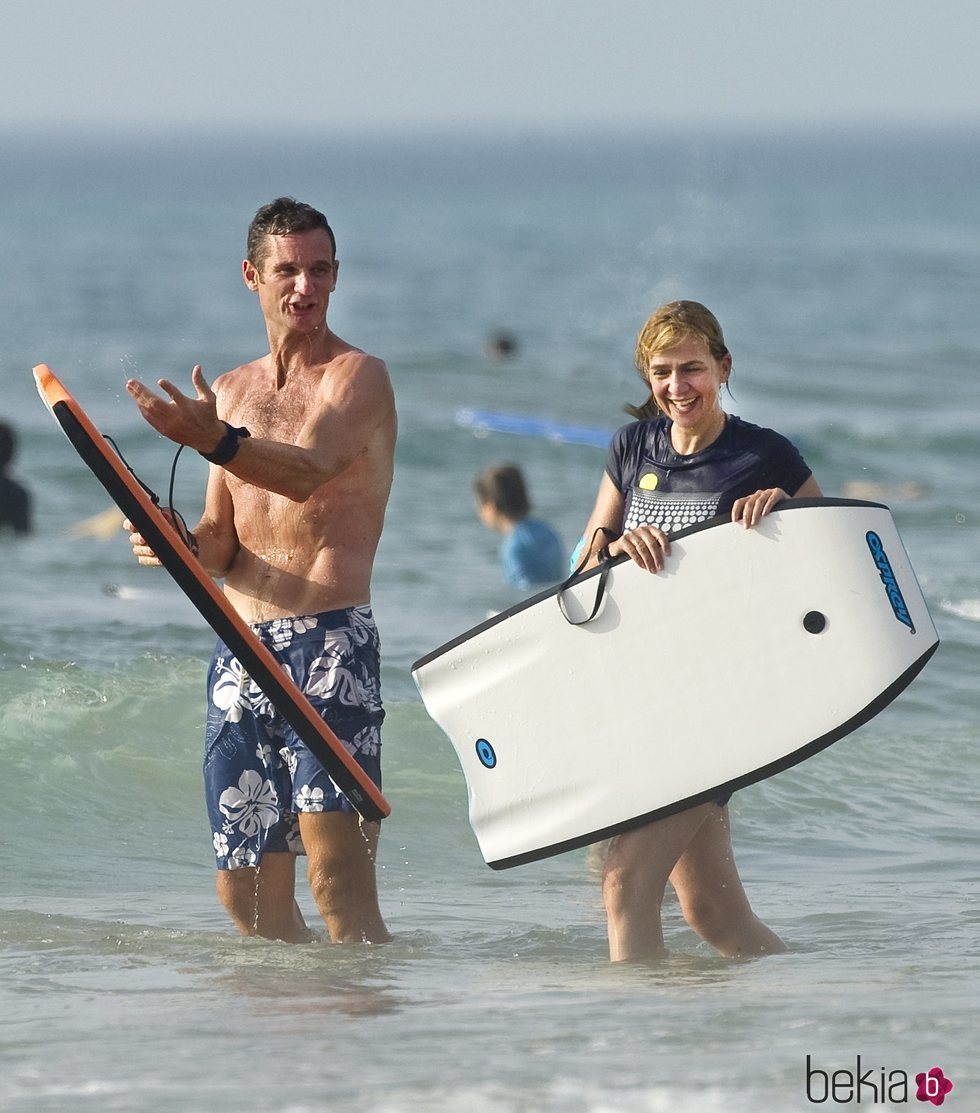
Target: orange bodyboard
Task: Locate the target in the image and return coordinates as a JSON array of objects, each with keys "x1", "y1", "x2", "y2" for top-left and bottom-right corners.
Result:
[{"x1": 34, "y1": 364, "x2": 390, "y2": 821}]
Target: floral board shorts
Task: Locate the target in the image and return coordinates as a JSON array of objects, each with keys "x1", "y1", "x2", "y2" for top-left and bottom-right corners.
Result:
[{"x1": 204, "y1": 605, "x2": 384, "y2": 871}]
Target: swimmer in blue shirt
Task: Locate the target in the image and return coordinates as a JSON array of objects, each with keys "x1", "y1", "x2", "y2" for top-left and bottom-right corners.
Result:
[{"x1": 475, "y1": 464, "x2": 566, "y2": 590}]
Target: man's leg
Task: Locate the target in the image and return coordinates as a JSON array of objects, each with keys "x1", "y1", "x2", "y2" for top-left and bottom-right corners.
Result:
[
  {"x1": 299, "y1": 812, "x2": 390, "y2": 944},
  {"x1": 215, "y1": 852, "x2": 315, "y2": 943}
]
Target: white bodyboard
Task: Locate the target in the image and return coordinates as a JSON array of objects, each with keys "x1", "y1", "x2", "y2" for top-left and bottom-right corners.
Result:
[{"x1": 412, "y1": 501, "x2": 938, "y2": 869}]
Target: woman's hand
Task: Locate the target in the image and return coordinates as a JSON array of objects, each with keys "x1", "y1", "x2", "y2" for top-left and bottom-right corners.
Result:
[
  {"x1": 607, "y1": 524, "x2": 671, "y2": 573},
  {"x1": 731, "y1": 488, "x2": 789, "y2": 528}
]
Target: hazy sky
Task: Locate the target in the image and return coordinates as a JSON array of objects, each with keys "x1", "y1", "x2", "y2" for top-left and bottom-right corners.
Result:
[{"x1": 3, "y1": 0, "x2": 978, "y2": 135}]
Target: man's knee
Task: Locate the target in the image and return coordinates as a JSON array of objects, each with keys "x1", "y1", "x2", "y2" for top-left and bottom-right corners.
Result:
[
  {"x1": 215, "y1": 852, "x2": 314, "y2": 940},
  {"x1": 215, "y1": 866, "x2": 264, "y2": 934},
  {"x1": 307, "y1": 850, "x2": 365, "y2": 911},
  {"x1": 303, "y1": 816, "x2": 376, "y2": 903}
]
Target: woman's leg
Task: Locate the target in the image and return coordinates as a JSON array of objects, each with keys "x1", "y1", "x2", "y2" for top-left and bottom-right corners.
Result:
[
  {"x1": 669, "y1": 804, "x2": 786, "y2": 957},
  {"x1": 602, "y1": 803, "x2": 718, "y2": 961}
]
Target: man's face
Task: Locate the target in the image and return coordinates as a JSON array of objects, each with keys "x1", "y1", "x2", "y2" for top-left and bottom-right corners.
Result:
[{"x1": 243, "y1": 229, "x2": 338, "y2": 334}]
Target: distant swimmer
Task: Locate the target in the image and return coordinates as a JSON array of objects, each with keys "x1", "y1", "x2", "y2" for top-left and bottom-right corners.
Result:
[
  {"x1": 474, "y1": 464, "x2": 566, "y2": 589},
  {"x1": 0, "y1": 422, "x2": 32, "y2": 535},
  {"x1": 484, "y1": 330, "x2": 519, "y2": 361}
]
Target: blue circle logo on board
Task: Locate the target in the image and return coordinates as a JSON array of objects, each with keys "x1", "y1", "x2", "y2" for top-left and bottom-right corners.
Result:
[{"x1": 475, "y1": 738, "x2": 497, "y2": 769}]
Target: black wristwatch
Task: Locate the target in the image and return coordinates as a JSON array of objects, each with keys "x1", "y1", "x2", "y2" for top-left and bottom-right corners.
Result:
[{"x1": 199, "y1": 422, "x2": 251, "y2": 465}]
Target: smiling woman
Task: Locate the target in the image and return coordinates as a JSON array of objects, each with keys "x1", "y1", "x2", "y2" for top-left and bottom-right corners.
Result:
[
  {"x1": 636, "y1": 303, "x2": 731, "y2": 456},
  {"x1": 645, "y1": 337, "x2": 730, "y2": 456},
  {"x1": 574, "y1": 299, "x2": 823, "y2": 961},
  {"x1": 595, "y1": 300, "x2": 823, "y2": 556}
]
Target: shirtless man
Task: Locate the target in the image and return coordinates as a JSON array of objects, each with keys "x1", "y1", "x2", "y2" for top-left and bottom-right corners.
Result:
[{"x1": 125, "y1": 198, "x2": 396, "y2": 945}]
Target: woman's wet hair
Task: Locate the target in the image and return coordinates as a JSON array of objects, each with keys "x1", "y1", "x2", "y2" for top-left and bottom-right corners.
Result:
[{"x1": 626, "y1": 300, "x2": 731, "y2": 421}]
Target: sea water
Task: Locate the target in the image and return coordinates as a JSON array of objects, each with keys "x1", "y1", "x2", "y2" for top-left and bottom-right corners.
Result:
[{"x1": 1, "y1": 128, "x2": 978, "y2": 1112}]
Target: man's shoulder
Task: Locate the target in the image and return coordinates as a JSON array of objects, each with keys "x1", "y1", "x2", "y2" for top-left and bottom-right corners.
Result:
[
  {"x1": 213, "y1": 358, "x2": 265, "y2": 395},
  {"x1": 322, "y1": 348, "x2": 393, "y2": 407},
  {"x1": 328, "y1": 346, "x2": 388, "y2": 378}
]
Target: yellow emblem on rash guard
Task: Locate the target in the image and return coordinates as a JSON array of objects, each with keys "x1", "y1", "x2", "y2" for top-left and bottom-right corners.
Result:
[{"x1": 638, "y1": 472, "x2": 659, "y2": 491}]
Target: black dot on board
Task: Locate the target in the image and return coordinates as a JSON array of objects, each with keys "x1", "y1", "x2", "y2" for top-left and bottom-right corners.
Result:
[{"x1": 803, "y1": 611, "x2": 827, "y2": 634}]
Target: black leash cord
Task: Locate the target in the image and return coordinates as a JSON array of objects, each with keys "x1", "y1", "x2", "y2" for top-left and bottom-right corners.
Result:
[
  {"x1": 105, "y1": 435, "x2": 195, "y2": 552},
  {"x1": 557, "y1": 526, "x2": 618, "y2": 626}
]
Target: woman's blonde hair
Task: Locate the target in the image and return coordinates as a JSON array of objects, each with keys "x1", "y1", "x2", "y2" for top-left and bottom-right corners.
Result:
[{"x1": 626, "y1": 300, "x2": 730, "y2": 420}]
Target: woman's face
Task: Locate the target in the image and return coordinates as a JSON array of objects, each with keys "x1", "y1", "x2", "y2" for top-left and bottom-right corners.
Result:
[{"x1": 647, "y1": 336, "x2": 731, "y2": 433}]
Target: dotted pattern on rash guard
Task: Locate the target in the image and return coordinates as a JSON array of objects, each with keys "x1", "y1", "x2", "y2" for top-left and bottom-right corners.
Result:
[{"x1": 623, "y1": 489, "x2": 722, "y2": 534}]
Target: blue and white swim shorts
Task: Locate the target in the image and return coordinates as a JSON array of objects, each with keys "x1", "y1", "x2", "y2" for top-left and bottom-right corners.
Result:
[{"x1": 203, "y1": 605, "x2": 384, "y2": 870}]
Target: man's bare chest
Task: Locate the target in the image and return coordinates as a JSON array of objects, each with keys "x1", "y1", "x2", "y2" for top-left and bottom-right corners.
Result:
[{"x1": 225, "y1": 379, "x2": 321, "y2": 441}]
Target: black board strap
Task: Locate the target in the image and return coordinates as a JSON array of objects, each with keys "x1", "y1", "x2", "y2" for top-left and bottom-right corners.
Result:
[{"x1": 557, "y1": 526, "x2": 617, "y2": 626}]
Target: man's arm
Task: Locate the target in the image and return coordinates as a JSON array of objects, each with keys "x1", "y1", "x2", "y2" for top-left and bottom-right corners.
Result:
[
  {"x1": 220, "y1": 354, "x2": 394, "y2": 501},
  {"x1": 125, "y1": 466, "x2": 239, "y2": 576},
  {"x1": 191, "y1": 465, "x2": 240, "y2": 577},
  {"x1": 126, "y1": 356, "x2": 394, "y2": 503}
]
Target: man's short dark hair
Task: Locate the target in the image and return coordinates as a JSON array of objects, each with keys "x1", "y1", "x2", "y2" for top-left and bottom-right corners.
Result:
[{"x1": 246, "y1": 197, "x2": 336, "y2": 270}]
